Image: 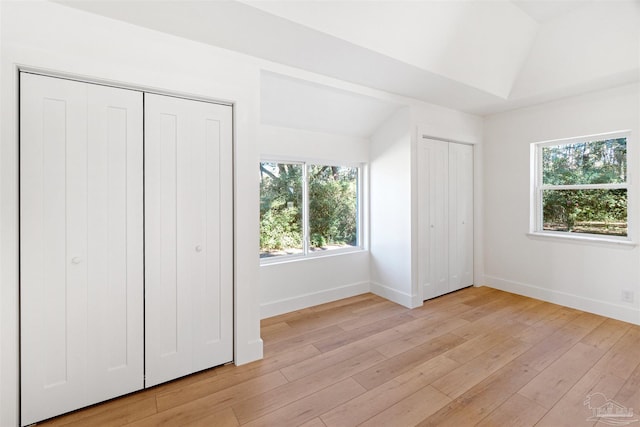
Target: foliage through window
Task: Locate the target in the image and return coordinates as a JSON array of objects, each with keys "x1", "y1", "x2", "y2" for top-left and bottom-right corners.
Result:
[
  {"x1": 259, "y1": 162, "x2": 304, "y2": 255},
  {"x1": 260, "y1": 161, "x2": 360, "y2": 259},
  {"x1": 533, "y1": 133, "x2": 629, "y2": 238}
]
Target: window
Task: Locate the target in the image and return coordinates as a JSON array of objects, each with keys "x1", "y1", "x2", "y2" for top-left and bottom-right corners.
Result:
[
  {"x1": 259, "y1": 162, "x2": 304, "y2": 256},
  {"x1": 260, "y1": 161, "x2": 361, "y2": 260},
  {"x1": 531, "y1": 131, "x2": 630, "y2": 240}
]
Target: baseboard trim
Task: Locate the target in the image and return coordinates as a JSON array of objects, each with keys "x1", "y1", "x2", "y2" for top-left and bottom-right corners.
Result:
[
  {"x1": 484, "y1": 275, "x2": 640, "y2": 326},
  {"x1": 370, "y1": 282, "x2": 422, "y2": 309},
  {"x1": 260, "y1": 281, "x2": 370, "y2": 319}
]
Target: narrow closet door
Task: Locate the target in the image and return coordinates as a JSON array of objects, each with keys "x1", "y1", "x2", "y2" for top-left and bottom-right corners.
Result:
[
  {"x1": 448, "y1": 143, "x2": 474, "y2": 291},
  {"x1": 145, "y1": 93, "x2": 233, "y2": 387},
  {"x1": 20, "y1": 73, "x2": 144, "y2": 426},
  {"x1": 419, "y1": 139, "x2": 450, "y2": 300}
]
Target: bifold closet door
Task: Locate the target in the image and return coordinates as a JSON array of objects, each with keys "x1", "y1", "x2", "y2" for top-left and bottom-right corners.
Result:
[
  {"x1": 20, "y1": 73, "x2": 144, "y2": 426},
  {"x1": 145, "y1": 93, "x2": 233, "y2": 387},
  {"x1": 419, "y1": 139, "x2": 473, "y2": 301}
]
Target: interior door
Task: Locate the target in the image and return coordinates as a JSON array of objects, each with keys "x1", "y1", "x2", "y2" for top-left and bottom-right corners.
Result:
[
  {"x1": 20, "y1": 73, "x2": 144, "y2": 426},
  {"x1": 144, "y1": 93, "x2": 233, "y2": 387}
]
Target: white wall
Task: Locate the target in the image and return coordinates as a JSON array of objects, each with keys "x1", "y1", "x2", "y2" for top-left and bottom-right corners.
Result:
[
  {"x1": 370, "y1": 107, "x2": 416, "y2": 306},
  {"x1": 259, "y1": 125, "x2": 370, "y2": 318},
  {"x1": 411, "y1": 103, "x2": 484, "y2": 145},
  {"x1": 1, "y1": 2, "x2": 264, "y2": 425},
  {"x1": 260, "y1": 124, "x2": 370, "y2": 163},
  {"x1": 483, "y1": 83, "x2": 640, "y2": 325},
  {"x1": 261, "y1": 252, "x2": 370, "y2": 318}
]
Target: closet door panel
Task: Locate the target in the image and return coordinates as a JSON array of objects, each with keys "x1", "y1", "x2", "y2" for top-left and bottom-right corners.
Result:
[
  {"x1": 448, "y1": 143, "x2": 474, "y2": 290},
  {"x1": 85, "y1": 84, "x2": 144, "y2": 399},
  {"x1": 20, "y1": 74, "x2": 143, "y2": 426},
  {"x1": 417, "y1": 143, "x2": 431, "y2": 299},
  {"x1": 192, "y1": 107, "x2": 233, "y2": 372},
  {"x1": 20, "y1": 74, "x2": 88, "y2": 426},
  {"x1": 145, "y1": 99, "x2": 188, "y2": 385},
  {"x1": 145, "y1": 94, "x2": 233, "y2": 387},
  {"x1": 421, "y1": 140, "x2": 450, "y2": 300}
]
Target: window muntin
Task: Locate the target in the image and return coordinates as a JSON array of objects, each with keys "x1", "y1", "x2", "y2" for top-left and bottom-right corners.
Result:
[
  {"x1": 533, "y1": 133, "x2": 629, "y2": 239},
  {"x1": 260, "y1": 161, "x2": 361, "y2": 260}
]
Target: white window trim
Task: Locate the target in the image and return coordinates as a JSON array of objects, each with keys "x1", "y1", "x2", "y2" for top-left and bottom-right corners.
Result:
[
  {"x1": 260, "y1": 159, "x2": 366, "y2": 265},
  {"x1": 530, "y1": 130, "x2": 634, "y2": 244}
]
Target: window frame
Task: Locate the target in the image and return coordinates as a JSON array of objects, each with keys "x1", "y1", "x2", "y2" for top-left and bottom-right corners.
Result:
[
  {"x1": 530, "y1": 130, "x2": 633, "y2": 244},
  {"x1": 260, "y1": 158, "x2": 365, "y2": 264}
]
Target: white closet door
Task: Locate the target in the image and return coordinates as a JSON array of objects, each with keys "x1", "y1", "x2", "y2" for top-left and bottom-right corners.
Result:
[
  {"x1": 419, "y1": 139, "x2": 474, "y2": 301},
  {"x1": 20, "y1": 73, "x2": 144, "y2": 426},
  {"x1": 419, "y1": 139, "x2": 450, "y2": 300},
  {"x1": 448, "y1": 143, "x2": 474, "y2": 291},
  {"x1": 145, "y1": 93, "x2": 233, "y2": 387}
]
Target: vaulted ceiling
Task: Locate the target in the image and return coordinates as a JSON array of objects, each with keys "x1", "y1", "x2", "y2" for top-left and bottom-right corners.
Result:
[{"x1": 57, "y1": 0, "x2": 640, "y2": 115}]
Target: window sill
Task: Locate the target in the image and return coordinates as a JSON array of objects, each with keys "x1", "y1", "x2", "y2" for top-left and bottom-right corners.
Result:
[
  {"x1": 260, "y1": 247, "x2": 367, "y2": 266},
  {"x1": 526, "y1": 232, "x2": 637, "y2": 247}
]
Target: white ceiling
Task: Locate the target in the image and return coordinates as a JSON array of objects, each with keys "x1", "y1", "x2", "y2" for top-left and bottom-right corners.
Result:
[
  {"x1": 246, "y1": 0, "x2": 539, "y2": 99},
  {"x1": 261, "y1": 71, "x2": 403, "y2": 138},
  {"x1": 511, "y1": 0, "x2": 593, "y2": 23},
  {"x1": 57, "y1": 0, "x2": 640, "y2": 116}
]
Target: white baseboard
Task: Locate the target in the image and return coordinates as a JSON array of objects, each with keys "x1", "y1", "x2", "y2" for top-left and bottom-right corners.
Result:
[
  {"x1": 484, "y1": 275, "x2": 640, "y2": 326},
  {"x1": 370, "y1": 281, "x2": 422, "y2": 309},
  {"x1": 260, "y1": 281, "x2": 370, "y2": 319}
]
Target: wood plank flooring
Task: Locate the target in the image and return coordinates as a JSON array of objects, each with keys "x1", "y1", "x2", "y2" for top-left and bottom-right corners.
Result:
[{"x1": 38, "y1": 286, "x2": 640, "y2": 426}]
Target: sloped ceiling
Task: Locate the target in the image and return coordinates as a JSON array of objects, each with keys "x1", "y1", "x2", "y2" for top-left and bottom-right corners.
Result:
[
  {"x1": 246, "y1": 0, "x2": 539, "y2": 99},
  {"x1": 56, "y1": 0, "x2": 640, "y2": 115},
  {"x1": 511, "y1": 0, "x2": 593, "y2": 23},
  {"x1": 261, "y1": 71, "x2": 404, "y2": 138}
]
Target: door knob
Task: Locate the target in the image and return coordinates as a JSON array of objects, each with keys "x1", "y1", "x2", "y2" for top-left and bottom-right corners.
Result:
[
  {"x1": 195, "y1": 245, "x2": 203, "y2": 253},
  {"x1": 71, "y1": 257, "x2": 82, "y2": 264}
]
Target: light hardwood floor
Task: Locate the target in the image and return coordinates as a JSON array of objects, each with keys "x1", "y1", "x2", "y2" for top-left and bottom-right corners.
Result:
[{"x1": 39, "y1": 286, "x2": 640, "y2": 426}]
